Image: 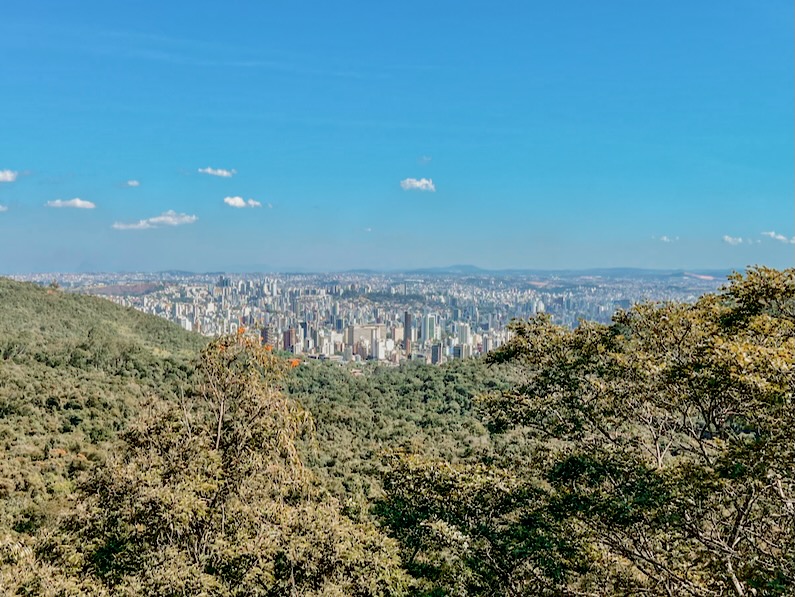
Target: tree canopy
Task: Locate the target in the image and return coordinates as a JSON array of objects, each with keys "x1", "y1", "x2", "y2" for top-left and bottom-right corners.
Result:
[
  {"x1": 11, "y1": 335, "x2": 407, "y2": 595},
  {"x1": 1, "y1": 269, "x2": 793, "y2": 595},
  {"x1": 377, "y1": 267, "x2": 795, "y2": 595}
]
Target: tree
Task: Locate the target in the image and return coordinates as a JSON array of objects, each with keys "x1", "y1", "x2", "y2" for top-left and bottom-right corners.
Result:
[
  {"x1": 379, "y1": 267, "x2": 795, "y2": 595},
  {"x1": 25, "y1": 335, "x2": 407, "y2": 596}
]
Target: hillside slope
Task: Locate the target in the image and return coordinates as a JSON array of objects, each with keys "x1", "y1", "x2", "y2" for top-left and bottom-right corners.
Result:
[
  {"x1": 0, "y1": 278, "x2": 508, "y2": 537},
  {"x1": 0, "y1": 278, "x2": 203, "y2": 359},
  {"x1": 0, "y1": 278, "x2": 206, "y2": 533}
]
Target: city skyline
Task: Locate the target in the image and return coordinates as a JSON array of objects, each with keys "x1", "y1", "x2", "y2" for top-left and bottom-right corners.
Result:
[
  {"x1": 11, "y1": 268, "x2": 726, "y2": 364},
  {"x1": 0, "y1": 1, "x2": 793, "y2": 273}
]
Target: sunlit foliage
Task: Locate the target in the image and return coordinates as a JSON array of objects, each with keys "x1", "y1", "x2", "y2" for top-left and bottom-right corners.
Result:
[{"x1": 379, "y1": 267, "x2": 795, "y2": 595}]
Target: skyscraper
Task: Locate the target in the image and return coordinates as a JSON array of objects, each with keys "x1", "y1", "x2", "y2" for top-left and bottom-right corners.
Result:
[
  {"x1": 261, "y1": 325, "x2": 275, "y2": 346},
  {"x1": 283, "y1": 328, "x2": 297, "y2": 353},
  {"x1": 404, "y1": 311, "x2": 412, "y2": 353},
  {"x1": 421, "y1": 314, "x2": 436, "y2": 343},
  {"x1": 431, "y1": 343, "x2": 443, "y2": 364}
]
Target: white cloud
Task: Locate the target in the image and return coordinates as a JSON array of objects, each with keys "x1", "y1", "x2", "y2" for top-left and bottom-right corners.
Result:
[
  {"x1": 364, "y1": 227, "x2": 373, "y2": 233},
  {"x1": 658, "y1": 235, "x2": 679, "y2": 243},
  {"x1": 0, "y1": 205, "x2": 7, "y2": 212},
  {"x1": 112, "y1": 220, "x2": 154, "y2": 230},
  {"x1": 126, "y1": 180, "x2": 140, "y2": 187},
  {"x1": 224, "y1": 196, "x2": 261, "y2": 208},
  {"x1": 148, "y1": 210, "x2": 198, "y2": 226},
  {"x1": 0, "y1": 170, "x2": 18, "y2": 183},
  {"x1": 224, "y1": 196, "x2": 246, "y2": 208},
  {"x1": 400, "y1": 177, "x2": 436, "y2": 192},
  {"x1": 723, "y1": 235, "x2": 744, "y2": 246},
  {"x1": 46, "y1": 198, "x2": 96, "y2": 209},
  {"x1": 112, "y1": 210, "x2": 197, "y2": 230},
  {"x1": 198, "y1": 166, "x2": 236, "y2": 178},
  {"x1": 267, "y1": 202, "x2": 273, "y2": 209},
  {"x1": 762, "y1": 231, "x2": 795, "y2": 244},
  {"x1": 418, "y1": 155, "x2": 432, "y2": 165}
]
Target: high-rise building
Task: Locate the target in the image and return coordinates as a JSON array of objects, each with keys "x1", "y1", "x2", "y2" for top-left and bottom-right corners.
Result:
[
  {"x1": 431, "y1": 343, "x2": 443, "y2": 364},
  {"x1": 458, "y1": 322, "x2": 471, "y2": 346},
  {"x1": 403, "y1": 311, "x2": 412, "y2": 346},
  {"x1": 369, "y1": 326, "x2": 380, "y2": 359},
  {"x1": 453, "y1": 344, "x2": 472, "y2": 359},
  {"x1": 261, "y1": 325, "x2": 275, "y2": 346},
  {"x1": 283, "y1": 328, "x2": 297, "y2": 353},
  {"x1": 421, "y1": 313, "x2": 436, "y2": 343}
]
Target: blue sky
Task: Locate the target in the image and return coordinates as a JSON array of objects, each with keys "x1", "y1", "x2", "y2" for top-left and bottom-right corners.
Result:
[{"x1": 0, "y1": 1, "x2": 792, "y2": 272}]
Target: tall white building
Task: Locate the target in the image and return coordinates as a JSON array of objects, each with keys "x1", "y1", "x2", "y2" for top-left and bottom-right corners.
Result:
[
  {"x1": 457, "y1": 322, "x2": 471, "y2": 346},
  {"x1": 421, "y1": 314, "x2": 437, "y2": 343}
]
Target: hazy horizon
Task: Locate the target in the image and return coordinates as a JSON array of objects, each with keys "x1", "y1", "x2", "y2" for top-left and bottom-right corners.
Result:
[{"x1": 4, "y1": 264, "x2": 740, "y2": 278}]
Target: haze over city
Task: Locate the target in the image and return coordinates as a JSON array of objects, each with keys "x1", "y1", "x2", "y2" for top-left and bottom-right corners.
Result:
[{"x1": 0, "y1": 1, "x2": 792, "y2": 273}]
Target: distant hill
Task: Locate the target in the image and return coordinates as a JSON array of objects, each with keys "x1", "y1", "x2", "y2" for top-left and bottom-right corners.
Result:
[
  {"x1": 104, "y1": 265, "x2": 736, "y2": 277},
  {"x1": 403, "y1": 264, "x2": 487, "y2": 275},
  {"x1": 351, "y1": 265, "x2": 734, "y2": 278},
  {"x1": 0, "y1": 278, "x2": 203, "y2": 359}
]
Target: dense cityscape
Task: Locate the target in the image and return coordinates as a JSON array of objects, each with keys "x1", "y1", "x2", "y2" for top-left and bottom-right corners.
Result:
[{"x1": 14, "y1": 269, "x2": 726, "y2": 365}]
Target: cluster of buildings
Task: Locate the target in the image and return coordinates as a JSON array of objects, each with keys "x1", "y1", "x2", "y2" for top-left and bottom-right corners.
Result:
[
  {"x1": 119, "y1": 275, "x2": 513, "y2": 364},
  {"x1": 14, "y1": 270, "x2": 725, "y2": 365}
]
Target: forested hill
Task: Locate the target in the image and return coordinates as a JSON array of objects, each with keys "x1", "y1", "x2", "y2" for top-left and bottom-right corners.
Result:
[
  {"x1": 0, "y1": 278, "x2": 204, "y2": 359},
  {"x1": 0, "y1": 277, "x2": 510, "y2": 595},
  {"x1": 288, "y1": 358, "x2": 512, "y2": 505},
  {"x1": 0, "y1": 278, "x2": 205, "y2": 535}
]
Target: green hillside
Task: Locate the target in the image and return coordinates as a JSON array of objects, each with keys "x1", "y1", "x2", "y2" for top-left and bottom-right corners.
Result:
[
  {"x1": 0, "y1": 278, "x2": 203, "y2": 359},
  {"x1": 0, "y1": 278, "x2": 507, "y2": 595},
  {"x1": 288, "y1": 358, "x2": 512, "y2": 508},
  {"x1": 0, "y1": 278, "x2": 206, "y2": 534}
]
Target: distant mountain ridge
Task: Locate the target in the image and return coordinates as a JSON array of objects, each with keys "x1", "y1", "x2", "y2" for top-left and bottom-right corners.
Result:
[{"x1": 149, "y1": 265, "x2": 735, "y2": 278}]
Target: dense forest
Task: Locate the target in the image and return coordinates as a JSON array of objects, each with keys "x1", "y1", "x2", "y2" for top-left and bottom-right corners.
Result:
[{"x1": 0, "y1": 268, "x2": 793, "y2": 595}]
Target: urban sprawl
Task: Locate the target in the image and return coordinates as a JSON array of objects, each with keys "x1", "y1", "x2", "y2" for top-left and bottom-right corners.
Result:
[{"x1": 15, "y1": 271, "x2": 724, "y2": 365}]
